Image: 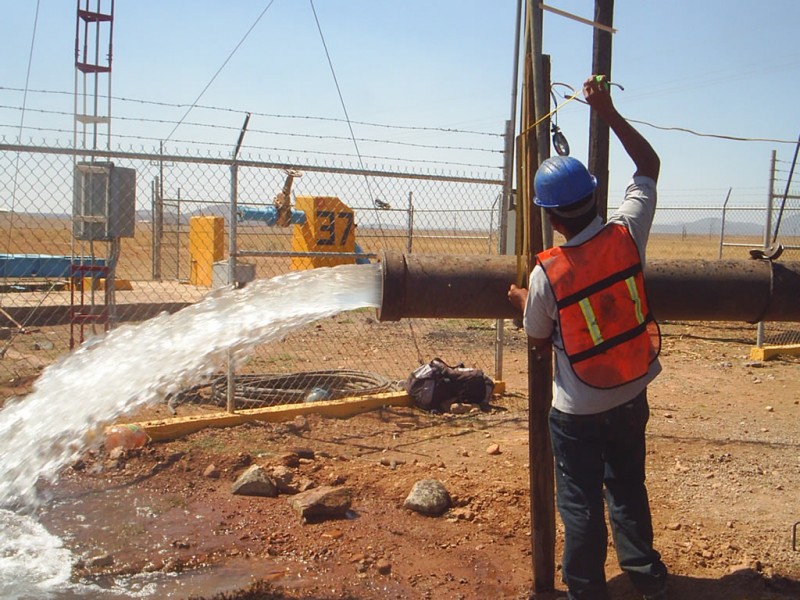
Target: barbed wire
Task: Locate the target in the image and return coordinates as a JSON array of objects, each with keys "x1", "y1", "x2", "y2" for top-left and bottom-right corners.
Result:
[
  {"x1": 4, "y1": 85, "x2": 794, "y2": 147},
  {"x1": 0, "y1": 86, "x2": 504, "y2": 138},
  {"x1": 0, "y1": 124, "x2": 502, "y2": 170},
  {"x1": 0, "y1": 104, "x2": 501, "y2": 154}
]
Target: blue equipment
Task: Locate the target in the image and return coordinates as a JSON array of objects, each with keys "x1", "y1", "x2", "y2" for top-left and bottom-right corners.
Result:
[{"x1": 238, "y1": 206, "x2": 307, "y2": 226}]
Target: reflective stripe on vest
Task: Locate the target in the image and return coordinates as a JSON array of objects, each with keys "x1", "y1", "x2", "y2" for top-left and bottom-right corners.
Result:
[
  {"x1": 578, "y1": 298, "x2": 603, "y2": 346},
  {"x1": 625, "y1": 276, "x2": 646, "y2": 324},
  {"x1": 536, "y1": 223, "x2": 661, "y2": 389}
]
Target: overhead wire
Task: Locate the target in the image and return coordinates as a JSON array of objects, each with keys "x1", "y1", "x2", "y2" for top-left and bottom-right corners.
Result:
[
  {"x1": 549, "y1": 84, "x2": 797, "y2": 146},
  {"x1": 164, "y1": 0, "x2": 276, "y2": 143},
  {"x1": 6, "y1": 0, "x2": 41, "y2": 268},
  {"x1": 627, "y1": 119, "x2": 798, "y2": 146},
  {"x1": 308, "y1": 0, "x2": 425, "y2": 362},
  {"x1": 3, "y1": 0, "x2": 45, "y2": 342},
  {"x1": 308, "y1": 0, "x2": 377, "y2": 204}
]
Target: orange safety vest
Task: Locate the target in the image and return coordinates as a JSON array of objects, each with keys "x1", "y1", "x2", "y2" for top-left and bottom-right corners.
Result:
[{"x1": 536, "y1": 223, "x2": 661, "y2": 389}]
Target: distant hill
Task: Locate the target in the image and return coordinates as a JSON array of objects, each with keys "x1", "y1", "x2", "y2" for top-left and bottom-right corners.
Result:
[
  {"x1": 652, "y1": 218, "x2": 763, "y2": 236},
  {"x1": 652, "y1": 213, "x2": 799, "y2": 237}
]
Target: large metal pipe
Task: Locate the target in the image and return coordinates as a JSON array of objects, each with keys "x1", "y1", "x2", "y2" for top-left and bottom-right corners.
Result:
[{"x1": 377, "y1": 250, "x2": 800, "y2": 323}]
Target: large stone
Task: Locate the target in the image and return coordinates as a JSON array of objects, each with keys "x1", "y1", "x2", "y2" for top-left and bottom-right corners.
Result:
[
  {"x1": 231, "y1": 465, "x2": 278, "y2": 497},
  {"x1": 404, "y1": 479, "x2": 451, "y2": 516},
  {"x1": 288, "y1": 485, "x2": 352, "y2": 520}
]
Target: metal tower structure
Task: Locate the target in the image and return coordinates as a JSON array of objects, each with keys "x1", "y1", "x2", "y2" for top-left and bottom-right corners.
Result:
[
  {"x1": 71, "y1": 0, "x2": 116, "y2": 347},
  {"x1": 74, "y1": 0, "x2": 114, "y2": 151}
]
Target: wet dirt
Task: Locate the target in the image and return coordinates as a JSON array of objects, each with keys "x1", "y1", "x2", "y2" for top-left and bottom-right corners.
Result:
[{"x1": 27, "y1": 320, "x2": 800, "y2": 599}]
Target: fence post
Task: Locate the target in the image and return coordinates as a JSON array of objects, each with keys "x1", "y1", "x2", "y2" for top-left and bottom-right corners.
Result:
[
  {"x1": 717, "y1": 187, "x2": 732, "y2": 259},
  {"x1": 151, "y1": 177, "x2": 162, "y2": 280},
  {"x1": 226, "y1": 162, "x2": 239, "y2": 413},
  {"x1": 406, "y1": 191, "x2": 414, "y2": 253},
  {"x1": 757, "y1": 151, "x2": 777, "y2": 348}
]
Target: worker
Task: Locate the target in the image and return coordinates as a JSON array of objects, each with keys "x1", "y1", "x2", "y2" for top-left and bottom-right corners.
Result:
[{"x1": 508, "y1": 74, "x2": 668, "y2": 600}]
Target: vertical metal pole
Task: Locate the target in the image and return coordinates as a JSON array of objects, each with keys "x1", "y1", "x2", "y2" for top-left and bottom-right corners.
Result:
[
  {"x1": 717, "y1": 187, "x2": 732, "y2": 260},
  {"x1": 531, "y1": 5, "x2": 552, "y2": 250},
  {"x1": 772, "y1": 134, "x2": 800, "y2": 245},
  {"x1": 152, "y1": 177, "x2": 162, "y2": 280},
  {"x1": 226, "y1": 113, "x2": 250, "y2": 413},
  {"x1": 81, "y1": 3, "x2": 89, "y2": 149},
  {"x1": 488, "y1": 193, "x2": 499, "y2": 254},
  {"x1": 107, "y1": 0, "x2": 114, "y2": 150},
  {"x1": 91, "y1": 0, "x2": 101, "y2": 152},
  {"x1": 176, "y1": 188, "x2": 182, "y2": 280},
  {"x1": 588, "y1": 0, "x2": 614, "y2": 221},
  {"x1": 496, "y1": 119, "x2": 516, "y2": 381},
  {"x1": 500, "y1": 119, "x2": 516, "y2": 254},
  {"x1": 406, "y1": 191, "x2": 414, "y2": 254},
  {"x1": 499, "y1": 0, "x2": 525, "y2": 384},
  {"x1": 158, "y1": 142, "x2": 165, "y2": 281},
  {"x1": 764, "y1": 151, "x2": 776, "y2": 250},
  {"x1": 226, "y1": 163, "x2": 239, "y2": 413},
  {"x1": 757, "y1": 151, "x2": 777, "y2": 348},
  {"x1": 501, "y1": 0, "x2": 524, "y2": 241}
]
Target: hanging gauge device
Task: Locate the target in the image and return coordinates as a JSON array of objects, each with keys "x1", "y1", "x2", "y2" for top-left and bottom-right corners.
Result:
[
  {"x1": 549, "y1": 86, "x2": 570, "y2": 156},
  {"x1": 551, "y1": 124, "x2": 570, "y2": 156}
]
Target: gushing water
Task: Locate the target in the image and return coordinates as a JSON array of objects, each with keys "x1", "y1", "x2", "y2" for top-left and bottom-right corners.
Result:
[{"x1": 0, "y1": 263, "x2": 382, "y2": 597}]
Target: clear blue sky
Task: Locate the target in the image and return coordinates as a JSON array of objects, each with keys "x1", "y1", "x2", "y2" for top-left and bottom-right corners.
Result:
[{"x1": 1, "y1": 1, "x2": 798, "y2": 213}]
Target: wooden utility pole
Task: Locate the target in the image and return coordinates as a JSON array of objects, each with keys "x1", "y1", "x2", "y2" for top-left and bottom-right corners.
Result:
[
  {"x1": 528, "y1": 60, "x2": 555, "y2": 600},
  {"x1": 588, "y1": 0, "x2": 615, "y2": 221},
  {"x1": 517, "y1": 2, "x2": 616, "y2": 595},
  {"x1": 519, "y1": 1, "x2": 556, "y2": 596}
]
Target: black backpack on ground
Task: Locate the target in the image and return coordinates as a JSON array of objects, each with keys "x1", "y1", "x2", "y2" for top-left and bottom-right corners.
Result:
[{"x1": 403, "y1": 358, "x2": 494, "y2": 412}]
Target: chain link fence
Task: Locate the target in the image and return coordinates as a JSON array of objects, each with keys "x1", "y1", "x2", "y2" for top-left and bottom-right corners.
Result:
[
  {"x1": 761, "y1": 152, "x2": 800, "y2": 347},
  {"x1": 0, "y1": 141, "x2": 504, "y2": 405},
  {"x1": 649, "y1": 148, "x2": 800, "y2": 351},
  {"x1": 1, "y1": 141, "x2": 796, "y2": 404}
]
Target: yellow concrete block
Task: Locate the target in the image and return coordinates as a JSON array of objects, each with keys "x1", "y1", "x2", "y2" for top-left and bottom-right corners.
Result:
[
  {"x1": 750, "y1": 344, "x2": 800, "y2": 361},
  {"x1": 189, "y1": 216, "x2": 225, "y2": 286}
]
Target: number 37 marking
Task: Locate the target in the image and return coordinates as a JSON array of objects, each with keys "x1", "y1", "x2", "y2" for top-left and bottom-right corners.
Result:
[{"x1": 316, "y1": 210, "x2": 354, "y2": 246}]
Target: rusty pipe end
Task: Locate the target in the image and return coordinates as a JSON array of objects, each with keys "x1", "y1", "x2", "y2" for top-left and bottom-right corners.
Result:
[{"x1": 376, "y1": 250, "x2": 406, "y2": 322}]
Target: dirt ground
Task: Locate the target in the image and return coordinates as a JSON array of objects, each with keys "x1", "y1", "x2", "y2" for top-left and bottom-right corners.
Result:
[{"x1": 29, "y1": 319, "x2": 800, "y2": 599}]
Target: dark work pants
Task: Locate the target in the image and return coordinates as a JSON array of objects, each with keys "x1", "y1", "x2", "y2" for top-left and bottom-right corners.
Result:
[{"x1": 549, "y1": 389, "x2": 667, "y2": 600}]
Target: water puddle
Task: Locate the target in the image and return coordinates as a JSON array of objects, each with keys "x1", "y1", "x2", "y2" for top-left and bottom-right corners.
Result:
[{"x1": 0, "y1": 264, "x2": 382, "y2": 598}]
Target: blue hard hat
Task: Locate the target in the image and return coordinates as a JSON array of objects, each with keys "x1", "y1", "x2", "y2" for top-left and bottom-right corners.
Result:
[{"x1": 533, "y1": 156, "x2": 597, "y2": 208}]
